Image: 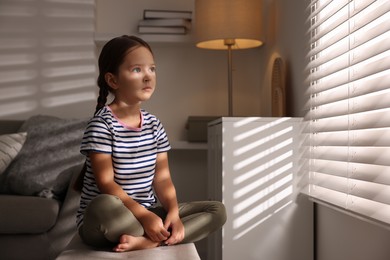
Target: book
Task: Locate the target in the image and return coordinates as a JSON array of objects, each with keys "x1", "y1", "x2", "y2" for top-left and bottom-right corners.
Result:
[
  {"x1": 143, "y1": 9, "x2": 192, "y2": 20},
  {"x1": 138, "y1": 26, "x2": 187, "y2": 35},
  {"x1": 138, "y1": 18, "x2": 191, "y2": 30}
]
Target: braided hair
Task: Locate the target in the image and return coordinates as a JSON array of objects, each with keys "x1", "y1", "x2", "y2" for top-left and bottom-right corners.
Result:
[
  {"x1": 74, "y1": 35, "x2": 153, "y2": 191},
  {"x1": 94, "y1": 35, "x2": 153, "y2": 115}
]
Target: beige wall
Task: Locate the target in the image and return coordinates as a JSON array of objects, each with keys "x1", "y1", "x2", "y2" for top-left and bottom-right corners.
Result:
[
  {"x1": 0, "y1": 0, "x2": 96, "y2": 120},
  {"x1": 95, "y1": 0, "x2": 264, "y2": 143},
  {"x1": 260, "y1": 0, "x2": 310, "y2": 117}
]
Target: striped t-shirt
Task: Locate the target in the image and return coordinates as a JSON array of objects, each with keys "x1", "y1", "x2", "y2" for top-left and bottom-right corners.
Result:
[{"x1": 76, "y1": 106, "x2": 171, "y2": 226}]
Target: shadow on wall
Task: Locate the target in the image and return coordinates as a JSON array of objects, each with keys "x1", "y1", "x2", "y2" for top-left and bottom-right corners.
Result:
[{"x1": 0, "y1": 0, "x2": 97, "y2": 119}]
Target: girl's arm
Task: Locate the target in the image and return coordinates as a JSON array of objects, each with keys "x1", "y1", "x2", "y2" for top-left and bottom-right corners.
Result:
[
  {"x1": 153, "y1": 152, "x2": 185, "y2": 245},
  {"x1": 89, "y1": 152, "x2": 170, "y2": 242}
]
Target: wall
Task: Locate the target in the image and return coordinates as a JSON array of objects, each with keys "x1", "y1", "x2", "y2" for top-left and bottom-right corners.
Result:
[
  {"x1": 316, "y1": 205, "x2": 390, "y2": 260},
  {"x1": 260, "y1": 0, "x2": 310, "y2": 117},
  {"x1": 95, "y1": 0, "x2": 263, "y2": 143},
  {"x1": 0, "y1": 0, "x2": 97, "y2": 120},
  {"x1": 0, "y1": 0, "x2": 264, "y2": 142},
  {"x1": 274, "y1": 0, "x2": 390, "y2": 260}
]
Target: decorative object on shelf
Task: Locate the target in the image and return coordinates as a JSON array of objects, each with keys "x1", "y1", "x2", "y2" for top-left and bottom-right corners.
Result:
[
  {"x1": 194, "y1": 0, "x2": 263, "y2": 116},
  {"x1": 271, "y1": 57, "x2": 286, "y2": 117},
  {"x1": 138, "y1": 10, "x2": 192, "y2": 35}
]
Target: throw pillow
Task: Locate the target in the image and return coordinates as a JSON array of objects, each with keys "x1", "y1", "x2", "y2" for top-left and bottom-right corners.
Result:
[
  {"x1": 0, "y1": 132, "x2": 27, "y2": 175},
  {"x1": 1, "y1": 115, "x2": 87, "y2": 199}
]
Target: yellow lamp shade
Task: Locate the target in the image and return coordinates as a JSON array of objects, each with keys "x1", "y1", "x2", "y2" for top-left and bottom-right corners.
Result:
[{"x1": 195, "y1": 0, "x2": 264, "y2": 50}]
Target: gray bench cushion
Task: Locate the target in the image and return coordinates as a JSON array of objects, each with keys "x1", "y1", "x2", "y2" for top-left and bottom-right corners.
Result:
[{"x1": 0, "y1": 195, "x2": 60, "y2": 234}]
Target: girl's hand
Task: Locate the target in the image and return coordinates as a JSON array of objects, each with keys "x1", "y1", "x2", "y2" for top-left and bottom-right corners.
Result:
[
  {"x1": 163, "y1": 212, "x2": 185, "y2": 245},
  {"x1": 139, "y1": 212, "x2": 170, "y2": 242}
]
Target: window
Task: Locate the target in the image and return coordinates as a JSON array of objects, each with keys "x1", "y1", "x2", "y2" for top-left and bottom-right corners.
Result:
[{"x1": 305, "y1": 0, "x2": 390, "y2": 225}]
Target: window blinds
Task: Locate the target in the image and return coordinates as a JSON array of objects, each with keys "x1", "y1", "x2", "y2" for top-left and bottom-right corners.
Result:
[{"x1": 305, "y1": 0, "x2": 390, "y2": 225}]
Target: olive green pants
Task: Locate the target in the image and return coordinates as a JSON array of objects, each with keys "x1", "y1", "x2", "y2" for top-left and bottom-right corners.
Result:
[{"x1": 79, "y1": 194, "x2": 226, "y2": 248}]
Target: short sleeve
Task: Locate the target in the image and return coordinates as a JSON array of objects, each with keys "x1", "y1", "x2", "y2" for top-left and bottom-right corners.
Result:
[
  {"x1": 80, "y1": 117, "x2": 113, "y2": 155},
  {"x1": 156, "y1": 120, "x2": 171, "y2": 153}
]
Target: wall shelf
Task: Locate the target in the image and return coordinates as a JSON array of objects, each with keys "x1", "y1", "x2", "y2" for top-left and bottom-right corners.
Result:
[{"x1": 94, "y1": 33, "x2": 194, "y2": 47}]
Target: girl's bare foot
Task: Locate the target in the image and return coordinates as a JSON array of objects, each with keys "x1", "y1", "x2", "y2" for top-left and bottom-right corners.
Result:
[{"x1": 113, "y1": 234, "x2": 159, "y2": 252}]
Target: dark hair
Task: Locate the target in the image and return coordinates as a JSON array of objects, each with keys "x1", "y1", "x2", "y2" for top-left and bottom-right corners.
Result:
[
  {"x1": 74, "y1": 35, "x2": 153, "y2": 192},
  {"x1": 94, "y1": 35, "x2": 153, "y2": 115}
]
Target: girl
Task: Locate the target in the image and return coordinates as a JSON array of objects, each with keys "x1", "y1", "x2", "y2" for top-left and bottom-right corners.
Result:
[{"x1": 76, "y1": 35, "x2": 226, "y2": 252}]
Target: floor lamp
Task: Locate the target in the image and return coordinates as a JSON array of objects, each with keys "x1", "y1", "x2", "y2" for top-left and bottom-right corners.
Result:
[{"x1": 194, "y1": 0, "x2": 263, "y2": 116}]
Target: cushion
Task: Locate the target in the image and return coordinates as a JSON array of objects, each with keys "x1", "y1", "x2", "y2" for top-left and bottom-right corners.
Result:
[
  {"x1": 0, "y1": 115, "x2": 87, "y2": 199},
  {"x1": 0, "y1": 132, "x2": 27, "y2": 175},
  {"x1": 0, "y1": 195, "x2": 60, "y2": 234}
]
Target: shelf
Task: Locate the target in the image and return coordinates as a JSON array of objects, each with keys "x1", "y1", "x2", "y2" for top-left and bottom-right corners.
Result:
[
  {"x1": 170, "y1": 141, "x2": 207, "y2": 150},
  {"x1": 94, "y1": 33, "x2": 194, "y2": 47}
]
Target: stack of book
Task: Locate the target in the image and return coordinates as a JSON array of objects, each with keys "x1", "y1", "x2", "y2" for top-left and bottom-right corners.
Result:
[{"x1": 138, "y1": 9, "x2": 192, "y2": 35}]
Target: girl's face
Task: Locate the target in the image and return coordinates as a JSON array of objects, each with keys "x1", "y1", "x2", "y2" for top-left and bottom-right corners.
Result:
[{"x1": 110, "y1": 46, "x2": 156, "y2": 105}]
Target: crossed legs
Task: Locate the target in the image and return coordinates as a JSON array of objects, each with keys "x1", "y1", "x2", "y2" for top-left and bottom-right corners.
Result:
[{"x1": 78, "y1": 194, "x2": 226, "y2": 251}]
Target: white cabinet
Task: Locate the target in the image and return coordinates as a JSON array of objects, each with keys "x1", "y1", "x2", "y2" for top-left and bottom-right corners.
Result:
[{"x1": 207, "y1": 117, "x2": 313, "y2": 260}]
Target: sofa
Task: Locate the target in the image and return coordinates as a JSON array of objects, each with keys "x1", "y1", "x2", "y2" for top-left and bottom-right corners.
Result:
[{"x1": 0, "y1": 116, "x2": 87, "y2": 260}]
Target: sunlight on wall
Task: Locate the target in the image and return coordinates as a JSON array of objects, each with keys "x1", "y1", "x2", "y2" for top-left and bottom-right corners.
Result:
[
  {"x1": 0, "y1": 0, "x2": 96, "y2": 119},
  {"x1": 221, "y1": 118, "x2": 302, "y2": 242}
]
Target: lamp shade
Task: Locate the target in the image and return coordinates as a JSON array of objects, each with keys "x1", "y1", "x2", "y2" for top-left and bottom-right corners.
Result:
[{"x1": 195, "y1": 0, "x2": 263, "y2": 50}]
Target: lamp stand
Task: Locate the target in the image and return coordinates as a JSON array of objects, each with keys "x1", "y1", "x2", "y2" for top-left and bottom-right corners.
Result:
[{"x1": 225, "y1": 39, "x2": 235, "y2": 117}]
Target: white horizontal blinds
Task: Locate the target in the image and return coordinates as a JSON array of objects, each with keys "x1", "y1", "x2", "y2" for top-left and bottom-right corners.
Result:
[{"x1": 307, "y1": 0, "x2": 390, "y2": 224}]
